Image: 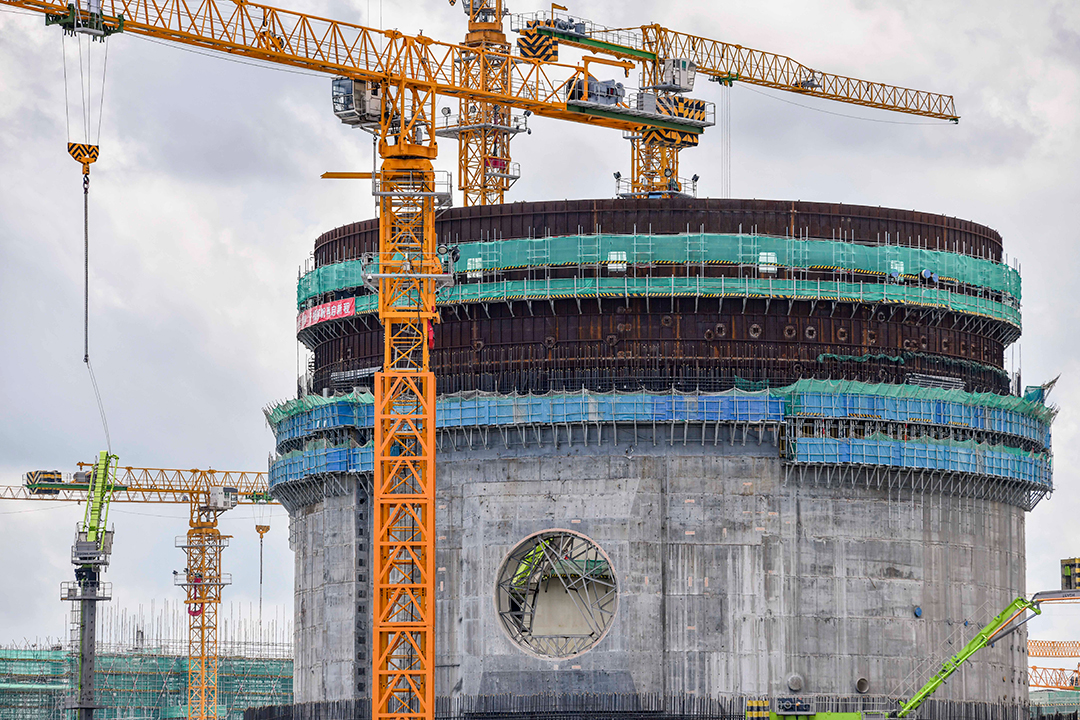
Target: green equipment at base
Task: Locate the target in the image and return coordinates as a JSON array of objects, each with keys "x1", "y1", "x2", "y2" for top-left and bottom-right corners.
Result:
[{"x1": 766, "y1": 590, "x2": 1075, "y2": 720}]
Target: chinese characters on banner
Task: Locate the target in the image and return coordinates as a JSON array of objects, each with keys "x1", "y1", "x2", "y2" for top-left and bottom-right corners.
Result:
[{"x1": 296, "y1": 297, "x2": 356, "y2": 332}]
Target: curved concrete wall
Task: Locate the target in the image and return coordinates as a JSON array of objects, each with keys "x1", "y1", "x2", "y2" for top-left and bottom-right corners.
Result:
[
  {"x1": 287, "y1": 432, "x2": 1028, "y2": 705},
  {"x1": 432, "y1": 437, "x2": 1028, "y2": 703}
]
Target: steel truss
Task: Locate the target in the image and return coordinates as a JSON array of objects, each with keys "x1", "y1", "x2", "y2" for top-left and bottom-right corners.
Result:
[
  {"x1": 372, "y1": 81, "x2": 441, "y2": 720},
  {"x1": 495, "y1": 531, "x2": 617, "y2": 659},
  {"x1": 175, "y1": 510, "x2": 232, "y2": 720}
]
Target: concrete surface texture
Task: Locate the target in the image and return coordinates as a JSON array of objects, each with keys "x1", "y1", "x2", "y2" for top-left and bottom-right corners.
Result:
[{"x1": 289, "y1": 432, "x2": 1028, "y2": 705}]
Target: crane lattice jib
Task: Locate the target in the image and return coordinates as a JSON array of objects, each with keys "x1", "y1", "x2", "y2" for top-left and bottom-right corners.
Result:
[
  {"x1": 640, "y1": 26, "x2": 958, "y2": 121},
  {"x1": 1029, "y1": 640, "x2": 1080, "y2": 657},
  {"x1": 519, "y1": 18, "x2": 956, "y2": 120},
  {"x1": 1, "y1": 0, "x2": 701, "y2": 136},
  {"x1": 11, "y1": 466, "x2": 271, "y2": 504},
  {"x1": 1030, "y1": 665, "x2": 1080, "y2": 690}
]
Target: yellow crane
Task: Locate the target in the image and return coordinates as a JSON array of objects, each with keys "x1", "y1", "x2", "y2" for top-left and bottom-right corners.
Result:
[
  {"x1": 0, "y1": 2, "x2": 956, "y2": 720},
  {"x1": 2, "y1": 461, "x2": 273, "y2": 720},
  {"x1": 1028, "y1": 639, "x2": 1080, "y2": 691},
  {"x1": 436, "y1": 0, "x2": 528, "y2": 206},
  {"x1": 511, "y1": 10, "x2": 959, "y2": 196}
]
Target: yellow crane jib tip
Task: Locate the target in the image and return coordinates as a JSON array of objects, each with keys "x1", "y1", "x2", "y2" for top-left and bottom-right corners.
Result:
[{"x1": 67, "y1": 142, "x2": 99, "y2": 175}]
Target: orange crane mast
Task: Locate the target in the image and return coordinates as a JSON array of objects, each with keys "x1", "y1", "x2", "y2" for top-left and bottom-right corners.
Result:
[
  {"x1": 436, "y1": 0, "x2": 528, "y2": 206},
  {"x1": 0, "y1": 2, "x2": 957, "y2": 720},
  {"x1": 2, "y1": 464, "x2": 274, "y2": 720}
]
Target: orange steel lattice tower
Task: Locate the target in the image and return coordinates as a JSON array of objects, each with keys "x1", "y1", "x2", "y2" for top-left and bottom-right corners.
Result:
[
  {"x1": 371, "y1": 78, "x2": 442, "y2": 720},
  {"x1": 452, "y1": 0, "x2": 522, "y2": 206},
  {"x1": 178, "y1": 500, "x2": 232, "y2": 718}
]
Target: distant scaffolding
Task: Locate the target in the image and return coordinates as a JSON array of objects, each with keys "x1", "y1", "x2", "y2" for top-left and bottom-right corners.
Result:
[{"x1": 0, "y1": 603, "x2": 293, "y2": 720}]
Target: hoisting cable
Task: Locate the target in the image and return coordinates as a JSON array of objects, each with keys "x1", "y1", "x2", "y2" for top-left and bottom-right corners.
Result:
[{"x1": 62, "y1": 23, "x2": 113, "y2": 452}]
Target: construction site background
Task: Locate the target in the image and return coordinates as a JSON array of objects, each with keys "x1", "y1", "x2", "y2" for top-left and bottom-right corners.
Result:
[{"x1": 0, "y1": 602, "x2": 292, "y2": 719}]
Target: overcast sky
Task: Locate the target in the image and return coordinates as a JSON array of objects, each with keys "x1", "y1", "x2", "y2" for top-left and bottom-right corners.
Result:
[{"x1": 2, "y1": 0, "x2": 1080, "y2": 668}]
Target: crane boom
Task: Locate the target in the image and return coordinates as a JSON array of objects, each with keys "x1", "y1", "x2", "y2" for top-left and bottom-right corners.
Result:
[
  {"x1": 1029, "y1": 640, "x2": 1080, "y2": 657},
  {"x1": 642, "y1": 25, "x2": 957, "y2": 121},
  {"x1": 1029, "y1": 666, "x2": 1080, "y2": 690},
  {"x1": 511, "y1": 11, "x2": 956, "y2": 197},
  {"x1": 11, "y1": 465, "x2": 270, "y2": 503},
  {"x1": 897, "y1": 597, "x2": 1039, "y2": 718},
  {"x1": 4, "y1": 0, "x2": 705, "y2": 136},
  {"x1": 515, "y1": 14, "x2": 957, "y2": 120}
]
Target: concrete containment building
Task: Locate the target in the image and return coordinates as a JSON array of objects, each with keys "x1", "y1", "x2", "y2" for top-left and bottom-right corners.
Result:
[{"x1": 263, "y1": 199, "x2": 1054, "y2": 717}]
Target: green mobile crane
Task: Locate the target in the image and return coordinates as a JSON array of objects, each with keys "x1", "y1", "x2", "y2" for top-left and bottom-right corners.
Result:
[
  {"x1": 59, "y1": 450, "x2": 118, "y2": 720},
  {"x1": 768, "y1": 590, "x2": 1076, "y2": 720}
]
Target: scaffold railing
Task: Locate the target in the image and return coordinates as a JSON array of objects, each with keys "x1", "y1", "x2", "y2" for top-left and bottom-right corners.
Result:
[{"x1": 298, "y1": 233, "x2": 1022, "y2": 307}]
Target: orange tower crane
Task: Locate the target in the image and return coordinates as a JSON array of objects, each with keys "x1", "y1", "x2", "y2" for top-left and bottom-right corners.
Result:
[
  {"x1": 510, "y1": 11, "x2": 959, "y2": 197},
  {"x1": 0, "y1": 2, "x2": 957, "y2": 720},
  {"x1": 436, "y1": 0, "x2": 529, "y2": 206},
  {"x1": 1028, "y1": 639, "x2": 1080, "y2": 691},
  {"x1": 1, "y1": 463, "x2": 274, "y2": 720}
]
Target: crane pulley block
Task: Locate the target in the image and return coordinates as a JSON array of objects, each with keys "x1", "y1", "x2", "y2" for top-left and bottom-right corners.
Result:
[{"x1": 45, "y1": 1, "x2": 124, "y2": 38}]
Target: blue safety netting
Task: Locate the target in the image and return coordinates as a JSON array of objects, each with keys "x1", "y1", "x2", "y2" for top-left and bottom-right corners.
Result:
[
  {"x1": 269, "y1": 444, "x2": 374, "y2": 488},
  {"x1": 788, "y1": 437, "x2": 1052, "y2": 487},
  {"x1": 776, "y1": 379, "x2": 1054, "y2": 446},
  {"x1": 267, "y1": 389, "x2": 784, "y2": 447}
]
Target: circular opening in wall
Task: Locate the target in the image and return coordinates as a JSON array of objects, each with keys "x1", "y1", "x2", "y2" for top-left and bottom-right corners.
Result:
[
  {"x1": 856, "y1": 677, "x2": 870, "y2": 694},
  {"x1": 494, "y1": 529, "x2": 619, "y2": 660},
  {"x1": 748, "y1": 323, "x2": 763, "y2": 339},
  {"x1": 784, "y1": 324, "x2": 797, "y2": 340}
]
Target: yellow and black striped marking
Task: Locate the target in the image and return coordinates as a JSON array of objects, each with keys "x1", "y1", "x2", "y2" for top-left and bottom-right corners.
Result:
[
  {"x1": 67, "y1": 142, "x2": 99, "y2": 175},
  {"x1": 517, "y1": 26, "x2": 558, "y2": 61},
  {"x1": 657, "y1": 95, "x2": 709, "y2": 123},
  {"x1": 642, "y1": 127, "x2": 700, "y2": 149},
  {"x1": 746, "y1": 699, "x2": 770, "y2": 720}
]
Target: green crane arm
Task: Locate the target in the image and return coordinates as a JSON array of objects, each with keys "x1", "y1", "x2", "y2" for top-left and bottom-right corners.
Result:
[
  {"x1": 82, "y1": 451, "x2": 117, "y2": 546},
  {"x1": 896, "y1": 596, "x2": 1040, "y2": 718}
]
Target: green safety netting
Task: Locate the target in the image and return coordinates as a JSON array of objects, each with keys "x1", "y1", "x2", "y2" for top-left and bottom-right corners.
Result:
[
  {"x1": 817, "y1": 353, "x2": 906, "y2": 364},
  {"x1": 776, "y1": 379, "x2": 1056, "y2": 425},
  {"x1": 344, "y1": 276, "x2": 1020, "y2": 326},
  {"x1": 297, "y1": 233, "x2": 1022, "y2": 307},
  {"x1": 816, "y1": 352, "x2": 1011, "y2": 384},
  {"x1": 264, "y1": 389, "x2": 373, "y2": 426}
]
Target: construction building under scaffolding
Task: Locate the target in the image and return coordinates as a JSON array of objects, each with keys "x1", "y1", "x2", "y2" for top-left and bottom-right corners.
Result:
[
  {"x1": 0, "y1": 604, "x2": 292, "y2": 720},
  {"x1": 264, "y1": 198, "x2": 1055, "y2": 719}
]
